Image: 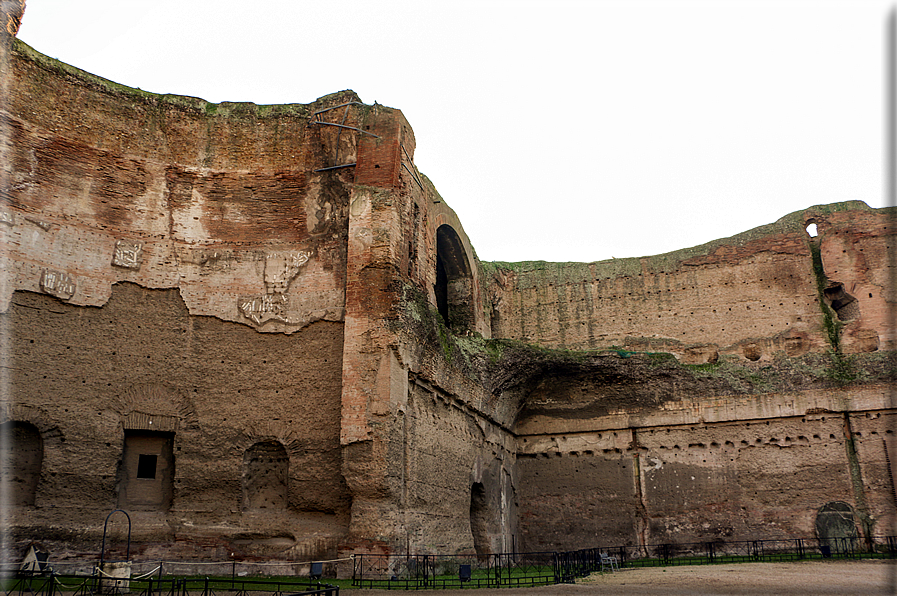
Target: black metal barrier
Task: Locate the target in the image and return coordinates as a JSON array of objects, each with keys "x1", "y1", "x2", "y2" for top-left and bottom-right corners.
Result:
[
  {"x1": 3, "y1": 537, "x2": 893, "y2": 594},
  {"x1": 351, "y1": 552, "x2": 558, "y2": 589},
  {"x1": 353, "y1": 535, "x2": 897, "y2": 589},
  {"x1": 0, "y1": 574, "x2": 339, "y2": 596}
]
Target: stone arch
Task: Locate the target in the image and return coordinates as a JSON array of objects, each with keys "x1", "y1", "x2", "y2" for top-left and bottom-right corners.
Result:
[
  {"x1": 815, "y1": 501, "x2": 859, "y2": 546},
  {"x1": 1, "y1": 421, "x2": 43, "y2": 506},
  {"x1": 435, "y1": 224, "x2": 474, "y2": 332},
  {"x1": 1, "y1": 404, "x2": 64, "y2": 441},
  {"x1": 242, "y1": 440, "x2": 289, "y2": 511}
]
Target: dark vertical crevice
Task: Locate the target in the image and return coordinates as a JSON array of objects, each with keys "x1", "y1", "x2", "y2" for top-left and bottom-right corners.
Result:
[
  {"x1": 630, "y1": 429, "x2": 649, "y2": 550},
  {"x1": 808, "y1": 237, "x2": 857, "y2": 383},
  {"x1": 470, "y1": 481, "x2": 490, "y2": 557},
  {"x1": 842, "y1": 413, "x2": 873, "y2": 549},
  {"x1": 808, "y1": 239, "x2": 842, "y2": 352},
  {"x1": 882, "y1": 438, "x2": 897, "y2": 508}
]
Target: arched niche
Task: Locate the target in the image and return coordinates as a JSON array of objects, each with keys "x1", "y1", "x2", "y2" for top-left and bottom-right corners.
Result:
[
  {"x1": 242, "y1": 441, "x2": 289, "y2": 511},
  {"x1": 0, "y1": 421, "x2": 43, "y2": 506},
  {"x1": 815, "y1": 501, "x2": 859, "y2": 545},
  {"x1": 469, "y1": 481, "x2": 492, "y2": 557},
  {"x1": 435, "y1": 224, "x2": 474, "y2": 332}
]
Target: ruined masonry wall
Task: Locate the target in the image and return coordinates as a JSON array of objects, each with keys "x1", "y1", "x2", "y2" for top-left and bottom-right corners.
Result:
[
  {"x1": 488, "y1": 203, "x2": 894, "y2": 360},
  {"x1": 2, "y1": 41, "x2": 350, "y2": 334},
  {"x1": 5, "y1": 286, "x2": 348, "y2": 556},
  {"x1": 387, "y1": 381, "x2": 517, "y2": 554},
  {"x1": 518, "y1": 408, "x2": 897, "y2": 551}
]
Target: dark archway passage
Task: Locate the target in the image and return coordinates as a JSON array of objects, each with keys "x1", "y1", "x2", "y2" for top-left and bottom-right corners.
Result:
[
  {"x1": 1, "y1": 421, "x2": 43, "y2": 506},
  {"x1": 470, "y1": 481, "x2": 492, "y2": 556},
  {"x1": 435, "y1": 225, "x2": 474, "y2": 332},
  {"x1": 815, "y1": 501, "x2": 859, "y2": 544}
]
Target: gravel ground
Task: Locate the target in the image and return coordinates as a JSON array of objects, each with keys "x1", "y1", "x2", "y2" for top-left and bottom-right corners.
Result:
[{"x1": 343, "y1": 560, "x2": 896, "y2": 595}]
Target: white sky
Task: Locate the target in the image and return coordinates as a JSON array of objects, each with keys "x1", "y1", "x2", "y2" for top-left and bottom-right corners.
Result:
[{"x1": 16, "y1": 0, "x2": 895, "y2": 263}]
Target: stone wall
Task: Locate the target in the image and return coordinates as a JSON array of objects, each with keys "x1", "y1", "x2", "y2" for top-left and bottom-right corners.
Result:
[
  {"x1": 485, "y1": 202, "x2": 893, "y2": 362},
  {"x1": 498, "y1": 203, "x2": 895, "y2": 551},
  {"x1": 3, "y1": 285, "x2": 348, "y2": 559},
  {"x1": 1, "y1": 39, "x2": 351, "y2": 331},
  {"x1": 518, "y1": 404, "x2": 896, "y2": 551},
  {"x1": 0, "y1": 32, "x2": 357, "y2": 561},
  {"x1": 1, "y1": 8, "x2": 894, "y2": 566}
]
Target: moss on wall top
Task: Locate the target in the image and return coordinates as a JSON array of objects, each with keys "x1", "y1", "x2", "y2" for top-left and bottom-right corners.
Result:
[
  {"x1": 10, "y1": 38, "x2": 361, "y2": 121},
  {"x1": 482, "y1": 201, "x2": 876, "y2": 285}
]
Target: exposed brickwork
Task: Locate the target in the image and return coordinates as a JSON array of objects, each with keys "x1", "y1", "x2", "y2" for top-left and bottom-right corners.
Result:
[{"x1": 1, "y1": 29, "x2": 894, "y2": 566}]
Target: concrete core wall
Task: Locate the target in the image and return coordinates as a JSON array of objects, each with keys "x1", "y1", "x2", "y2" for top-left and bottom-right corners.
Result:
[
  {"x1": 3, "y1": 285, "x2": 348, "y2": 559},
  {"x1": 1, "y1": 10, "x2": 895, "y2": 565}
]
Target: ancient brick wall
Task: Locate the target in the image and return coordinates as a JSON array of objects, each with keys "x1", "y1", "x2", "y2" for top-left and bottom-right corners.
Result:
[
  {"x1": 816, "y1": 207, "x2": 896, "y2": 352},
  {"x1": 0, "y1": 35, "x2": 357, "y2": 561},
  {"x1": 517, "y1": 392, "x2": 895, "y2": 551},
  {"x1": 1, "y1": 40, "x2": 351, "y2": 331},
  {"x1": 2, "y1": 10, "x2": 894, "y2": 565},
  {"x1": 382, "y1": 380, "x2": 516, "y2": 554},
  {"x1": 485, "y1": 203, "x2": 895, "y2": 362},
  {"x1": 502, "y1": 203, "x2": 895, "y2": 551},
  {"x1": 3, "y1": 285, "x2": 348, "y2": 559}
]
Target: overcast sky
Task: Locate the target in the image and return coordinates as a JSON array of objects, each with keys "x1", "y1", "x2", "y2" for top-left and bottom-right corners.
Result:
[{"x1": 16, "y1": 0, "x2": 895, "y2": 263}]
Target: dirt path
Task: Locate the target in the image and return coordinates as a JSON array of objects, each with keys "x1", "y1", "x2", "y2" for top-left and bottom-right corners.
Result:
[{"x1": 343, "y1": 560, "x2": 896, "y2": 595}]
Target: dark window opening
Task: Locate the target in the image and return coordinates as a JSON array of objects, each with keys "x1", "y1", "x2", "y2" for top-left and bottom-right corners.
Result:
[
  {"x1": 0, "y1": 421, "x2": 43, "y2": 506},
  {"x1": 118, "y1": 430, "x2": 174, "y2": 511},
  {"x1": 136, "y1": 454, "x2": 157, "y2": 479},
  {"x1": 823, "y1": 282, "x2": 860, "y2": 321},
  {"x1": 434, "y1": 225, "x2": 474, "y2": 333}
]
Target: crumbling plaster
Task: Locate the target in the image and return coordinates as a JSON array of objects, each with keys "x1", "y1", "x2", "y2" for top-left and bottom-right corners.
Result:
[{"x1": 1, "y1": 7, "x2": 895, "y2": 565}]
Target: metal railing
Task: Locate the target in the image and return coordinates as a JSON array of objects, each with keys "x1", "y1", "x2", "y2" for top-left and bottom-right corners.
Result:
[
  {"x1": 0, "y1": 574, "x2": 339, "y2": 596},
  {"x1": 4, "y1": 535, "x2": 894, "y2": 593},
  {"x1": 351, "y1": 552, "x2": 559, "y2": 589},
  {"x1": 353, "y1": 535, "x2": 897, "y2": 589},
  {"x1": 554, "y1": 535, "x2": 897, "y2": 580}
]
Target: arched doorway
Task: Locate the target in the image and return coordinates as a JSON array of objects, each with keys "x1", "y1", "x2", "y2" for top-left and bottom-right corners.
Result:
[
  {"x1": 242, "y1": 441, "x2": 289, "y2": 511},
  {"x1": 815, "y1": 501, "x2": 859, "y2": 548},
  {"x1": 470, "y1": 481, "x2": 492, "y2": 556},
  {"x1": 434, "y1": 225, "x2": 474, "y2": 332},
  {"x1": 1, "y1": 421, "x2": 43, "y2": 506}
]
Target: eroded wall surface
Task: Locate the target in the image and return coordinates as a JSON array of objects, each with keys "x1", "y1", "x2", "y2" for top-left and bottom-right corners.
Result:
[
  {"x1": 491, "y1": 202, "x2": 895, "y2": 551},
  {"x1": 518, "y1": 404, "x2": 897, "y2": 551},
  {"x1": 0, "y1": 34, "x2": 359, "y2": 560},
  {"x1": 4, "y1": 286, "x2": 348, "y2": 558},
  {"x1": 2, "y1": 25, "x2": 511, "y2": 562},
  {"x1": 1, "y1": 9, "x2": 894, "y2": 565},
  {"x1": 486, "y1": 203, "x2": 893, "y2": 361}
]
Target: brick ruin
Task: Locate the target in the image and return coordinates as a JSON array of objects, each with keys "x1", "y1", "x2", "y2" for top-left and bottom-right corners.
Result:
[{"x1": 1, "y1": 8, "x2": 895, "y2": 565}]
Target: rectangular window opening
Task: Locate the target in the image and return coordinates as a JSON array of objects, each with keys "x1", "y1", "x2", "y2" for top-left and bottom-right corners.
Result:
[{"x1": 136, "y1": 454, "x2": 157, "y2": 479}]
